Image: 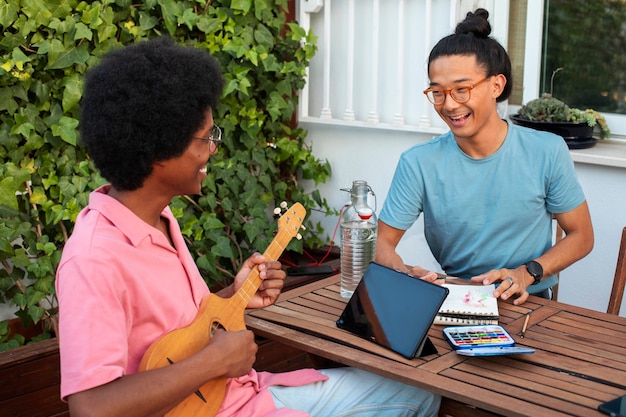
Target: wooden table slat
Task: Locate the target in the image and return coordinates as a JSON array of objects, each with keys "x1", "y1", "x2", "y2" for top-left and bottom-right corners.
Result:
[
  {"x1": 460, "y1": 356, "x2": 624, "y2": 401},
  {"x1": 439, "y1": 367, "x2": 601, "y2": 417},
  {"x1": 298, "y1": 292, "x2": 346, "y2": 310},
  {"x1": 452, "y1": 360, "x2": 604, "y2": 408}
]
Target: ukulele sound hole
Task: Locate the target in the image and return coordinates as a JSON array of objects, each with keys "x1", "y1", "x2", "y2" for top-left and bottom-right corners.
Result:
[{"x1": 210, "y1": 322, "x2": 225, "y2": 337}]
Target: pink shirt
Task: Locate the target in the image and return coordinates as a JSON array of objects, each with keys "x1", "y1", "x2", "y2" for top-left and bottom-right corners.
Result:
[{"x1": 56, "y1": 186, "x2": 326, "y2": 416}]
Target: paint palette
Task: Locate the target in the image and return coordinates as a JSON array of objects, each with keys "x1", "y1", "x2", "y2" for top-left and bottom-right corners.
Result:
[{"x1": 443, "y1": 325, "x2": 515, "y2": 350}]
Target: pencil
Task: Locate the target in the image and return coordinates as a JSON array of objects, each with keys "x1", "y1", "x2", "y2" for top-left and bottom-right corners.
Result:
[
  {"x1": 436, "y1": 274, "x2": 463, "y2": 280},
  {"x1": 520, "y1": 311, "x2": 532, "y2": 338}
]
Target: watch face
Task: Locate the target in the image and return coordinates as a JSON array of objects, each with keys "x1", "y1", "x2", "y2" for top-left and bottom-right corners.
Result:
[{"x1": 526, "y1": 261, "x2": 543, "y2": 284}]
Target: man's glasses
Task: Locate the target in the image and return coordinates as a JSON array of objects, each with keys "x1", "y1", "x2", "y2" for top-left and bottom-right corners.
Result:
[
  {"x1": 423, "y1": 76, "x2": 490, "y2": 105},
  {"x1": 194, "y1": 125, "x2": 222, "y2": 148}
]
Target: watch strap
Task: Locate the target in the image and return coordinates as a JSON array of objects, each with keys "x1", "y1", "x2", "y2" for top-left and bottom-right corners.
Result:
[{"x1": 524, "y1": 261, "x2": 543, "y2": 285}]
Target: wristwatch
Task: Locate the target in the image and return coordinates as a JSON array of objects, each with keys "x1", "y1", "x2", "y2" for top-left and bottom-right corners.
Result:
[{"x1": 524, "y1": 261, "x2": 543, "y2": 285}]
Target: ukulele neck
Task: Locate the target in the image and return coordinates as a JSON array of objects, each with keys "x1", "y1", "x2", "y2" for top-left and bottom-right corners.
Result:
[{"x1": 234, "y1": 225, "x2": 294, "y2": 303}]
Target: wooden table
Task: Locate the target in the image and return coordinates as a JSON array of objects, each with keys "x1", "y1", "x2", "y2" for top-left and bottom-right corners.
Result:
[{"x1": 245, "y1": 275, "x2": 626, "y2": 417}]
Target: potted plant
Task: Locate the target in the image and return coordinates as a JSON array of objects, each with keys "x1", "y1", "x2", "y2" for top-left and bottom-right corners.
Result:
[{"x1": 510, "y1": 68, "x2": 610, "y2": 149}]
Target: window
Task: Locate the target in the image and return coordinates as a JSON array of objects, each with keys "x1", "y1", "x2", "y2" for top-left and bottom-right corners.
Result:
[
  {"x1": 520, "y1": 0, "x2": 626, "y2": 138},
  {"x1": 543, "y1": 0, "x2": 626, "y2": 115}
]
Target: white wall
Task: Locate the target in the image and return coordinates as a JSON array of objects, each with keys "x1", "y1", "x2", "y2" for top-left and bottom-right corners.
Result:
[
  {"x1": 302, "y1": 121, "x2": 626, "y2": 317},
  {"x1": 561, "y1": 163, "x2": 626, "y2": 314}
]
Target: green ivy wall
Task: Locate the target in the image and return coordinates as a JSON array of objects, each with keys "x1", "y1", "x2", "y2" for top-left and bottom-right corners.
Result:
[{"x1": 0, "y1": 0, "x2": 331, "y2": 350}]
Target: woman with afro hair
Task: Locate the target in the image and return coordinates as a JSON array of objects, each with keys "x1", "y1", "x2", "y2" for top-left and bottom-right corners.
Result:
[{"x1": 56, "y1": 37, "x2": 440, "y2": 417}]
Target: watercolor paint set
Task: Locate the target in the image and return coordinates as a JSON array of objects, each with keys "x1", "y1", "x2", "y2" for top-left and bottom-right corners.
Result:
[{"x1": 443, "y1": 325, "x2": 535, "y2": 356}]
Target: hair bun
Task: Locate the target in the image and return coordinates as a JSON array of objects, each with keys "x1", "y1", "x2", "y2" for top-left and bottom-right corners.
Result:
[{"x1": 455, "y1": 8, "x2": 491, "y2": 38}]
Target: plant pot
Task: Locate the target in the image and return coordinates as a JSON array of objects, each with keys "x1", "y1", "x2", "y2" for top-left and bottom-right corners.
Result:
[
  {"x1": 509, "y1": 114, "x2": 597, "y2": 149},
  {"x1": 7, "y1": 317, "x2": 46, "y2": 342}
]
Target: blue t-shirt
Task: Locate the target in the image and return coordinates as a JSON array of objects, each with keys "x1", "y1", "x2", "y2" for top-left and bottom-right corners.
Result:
[{"x1": 379, "y1": 122, "x2": 585, "y2": 292}]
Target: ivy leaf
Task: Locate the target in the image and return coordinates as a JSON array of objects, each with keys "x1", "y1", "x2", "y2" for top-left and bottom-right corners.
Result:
[
  {"x1": 29, "y1": 187, "x2": 48, "y2": 205},
  {"x1": 61, "y1": 74, "x2": 82, "y2": 112},
  {"x1": 179, "y1": 8, "x2": 200, "y2": 30},
  {"x1": 197, "y1": 16, "x2": 221, "y2": 34},
  {"x1": 253, "y1": 0, "x2": 269, "y2": 19},
  {"x1": 0, "y1": 1, "x2": 19, "y2": 28},
  {"x1": 10, "y1": 47, "x2": 32, "y2": 70},
  {"x1": 0, "y1": 87, "x2": 18, "y2": 113},
  {"x1": 222, "y1": 78, "x2": 239, "y2": 97},
  {"x1": 81, "y1": 3, "x2": 101, "y2": 25},
  {"x1": 0, "y1": 335, "x2": 25, "y2": 352},
  {"x1": 202, "y1": 215, "x2": 226, "y2": 230},
  {"x1": 33, "y1": 276, "x2": 55, "y2": 294},
  {"x1": 231, "y1": 0, "x2": 253, "y2": 14},
  {"x1": 138, "y1": 11, "x2": 159, "y2": 31},
  {"x1": 97, "y1": 7, "x2": 119, "y2": 42},
  {"x1": 196, "y1": 254, "x2": 215, "y2": 276},
  {"x1": 287, "y1": 22, "x2": 305, "y2": 40},
  {"x1": 51, "y1": 116, "x2": 79, "y2": 145},
  {"x1": 20, "y1": 0, "x2": 53, "y2": 27},
  {"x1": 211, "y1": 236, "x2": 236, "y2": 258},
  {"x1": 275, "y1": 79, "x2": 291, "y2": 97},
  {"x1": 0, "y1": 178, "x2": 19, "y2": 210},
  {"x1": 9, "y1": 121, "x2": 34, "y2": 138},
  {"x1": 28, "y1": 305, "x2": 47, "y2": 323},
  {"x1": 73, "y1": 22, "x2": 93, "y2": 41},
  {"x1": 45, "y1": 43, "x2": 89, "y2": 70},
  {"x1": 222, "y1": 36, "x2": 248, "y2": 58},
  {"x1": 72, "y1": 174, "x2": 89, "y2": 193},
  {"x1": 157, "y1": 0, "x2": 182, "y2": 36},
  {"x1": 267, "y1": 91, "x2": 287, "y2": 122},
  {"x1": 247, "y1": 49, "x2": 258, "y2": 66},
  {"x1": 254, "y1": 24, "x2": 274, "y2": 48}
]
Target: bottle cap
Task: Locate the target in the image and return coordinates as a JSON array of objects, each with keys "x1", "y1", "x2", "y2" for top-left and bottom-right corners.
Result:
[{"x1": 357, "y1": 208, "x2": 373, "y2": 220}]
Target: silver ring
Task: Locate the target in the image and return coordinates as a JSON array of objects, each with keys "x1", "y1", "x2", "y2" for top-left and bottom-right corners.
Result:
[{"x1": 505, "y1": 276, "x2": 514, "y2": 286}]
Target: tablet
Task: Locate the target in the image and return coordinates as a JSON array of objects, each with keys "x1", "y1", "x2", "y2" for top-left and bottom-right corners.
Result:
[{"x1": 336, "y1": 262, "x2": 449, "y2": 359}]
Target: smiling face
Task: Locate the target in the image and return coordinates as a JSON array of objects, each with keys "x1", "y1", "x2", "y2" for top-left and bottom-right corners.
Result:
[
  {"x1": 152, "y1": 109, "x2": 218, "y2": 198},
  {"x1": 427, "y1": 54, "x2": 506, "y2": 145}
]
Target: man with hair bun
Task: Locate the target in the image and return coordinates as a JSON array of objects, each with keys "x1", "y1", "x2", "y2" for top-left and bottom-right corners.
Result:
[{"x1": 376, "y1": 9, "x2": 593, "y2": 305}]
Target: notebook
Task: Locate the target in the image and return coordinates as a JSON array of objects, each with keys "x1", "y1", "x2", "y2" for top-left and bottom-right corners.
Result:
[
  {"x1": 433, "y1": 283, "x2": 499, "y2": 325},
  {"x1": 336, "y1": 262, "x2": 450, "y2": 359}
]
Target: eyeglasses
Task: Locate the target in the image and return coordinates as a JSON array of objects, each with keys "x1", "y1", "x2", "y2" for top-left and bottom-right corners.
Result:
[
  {"x1": 194, "y1": 125, "x2": 222, "y2": 149},
  {"x1": 423, "y1": 76, "x2": 491, "y2": 105}
]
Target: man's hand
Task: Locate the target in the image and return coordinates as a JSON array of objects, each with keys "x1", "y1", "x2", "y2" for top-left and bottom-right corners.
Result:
[
  {"x1": 406, "y1": 265, "x2": 442, "y2": 284},
  {"x1": 470, "y1": 266, "x2": 533, "y2": 305}
]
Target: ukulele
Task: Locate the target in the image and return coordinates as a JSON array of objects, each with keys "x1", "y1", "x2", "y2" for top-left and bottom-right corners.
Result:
[{"x1": 138, "y1": 202, "x2": 306, "y2": 417}]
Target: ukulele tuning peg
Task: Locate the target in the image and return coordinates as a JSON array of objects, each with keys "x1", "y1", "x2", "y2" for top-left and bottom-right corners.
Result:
[
  {"x1": 300, "y1": 225, "x2": 307, "y2": 231},
  {"x1": 296, "y1": 233, "x2": 302, "y2": 240},
  {"x1": 274, "y1": 201, "x2": 291, "y2": 216}
]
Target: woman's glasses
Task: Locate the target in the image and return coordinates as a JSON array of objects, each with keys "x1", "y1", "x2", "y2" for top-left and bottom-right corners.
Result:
[
  {"x1": 194, "y1": 125, "x2": 222, "y2": 149},
  {"x1": 423, "y1": 77, "x2": 490, "y2": 105}
]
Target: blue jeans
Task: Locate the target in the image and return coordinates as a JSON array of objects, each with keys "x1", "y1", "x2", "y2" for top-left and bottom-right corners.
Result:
[{"x1": 268, "y1": 367, "x2": 441, "y2": 417}]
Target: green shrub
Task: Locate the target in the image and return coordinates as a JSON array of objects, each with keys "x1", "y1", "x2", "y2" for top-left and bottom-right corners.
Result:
[{"x1": 0, "y1": 0, "x2": 331, "y2": 350}]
